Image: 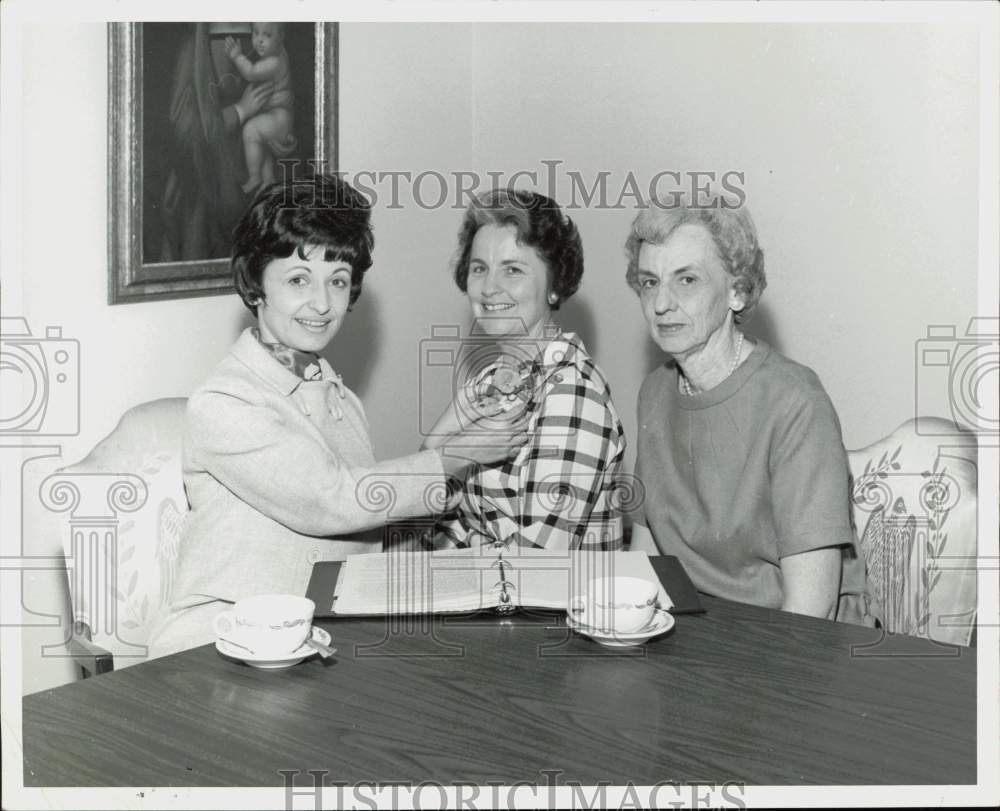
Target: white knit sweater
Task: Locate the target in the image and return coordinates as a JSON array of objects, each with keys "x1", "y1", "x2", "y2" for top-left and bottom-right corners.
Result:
[{"x1": 148, "y1": 328, "x2": 444, "y2": 657}]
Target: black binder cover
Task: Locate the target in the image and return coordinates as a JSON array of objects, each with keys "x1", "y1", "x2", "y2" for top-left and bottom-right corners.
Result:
[{"x1": 306, "y1": 554, "x2": 705, "y2": 618}]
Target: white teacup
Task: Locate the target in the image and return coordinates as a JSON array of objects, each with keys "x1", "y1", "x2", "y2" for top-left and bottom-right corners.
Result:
[
  {"x1": 570, "y1": 576, "x2": 658, "y2": 634},
  {"x1": 212, "y1": 594, "x2": 315, "y2": 656}
]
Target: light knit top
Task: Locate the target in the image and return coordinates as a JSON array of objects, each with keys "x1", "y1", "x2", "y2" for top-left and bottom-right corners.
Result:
[
  {"x1": 148, "y1": 328, "x2": 445, "y2": 656},
  {"x1": 633, "y1": 338, "x2": 874, "y2": 624}
]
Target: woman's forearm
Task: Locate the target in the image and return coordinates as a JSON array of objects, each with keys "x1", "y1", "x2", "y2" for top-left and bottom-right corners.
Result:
[{"x1": 779, "y1": 546, "x2": 841, "y2": 619}]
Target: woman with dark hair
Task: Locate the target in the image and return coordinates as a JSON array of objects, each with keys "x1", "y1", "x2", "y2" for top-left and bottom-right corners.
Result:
[
  {"x1": 149, "y1": 175, "x2": 527, "y2": 656},
  {"x1": 427, "y1": 189, "x2": 627, "y2": 551},
  {"x1": 625, "y1": 201, "x2": 876, "y2": 624}
]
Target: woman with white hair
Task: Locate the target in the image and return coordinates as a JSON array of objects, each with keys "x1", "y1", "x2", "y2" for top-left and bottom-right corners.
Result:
[{"x1": 625, "y1": 201, "x2": 876, "y2": 624}]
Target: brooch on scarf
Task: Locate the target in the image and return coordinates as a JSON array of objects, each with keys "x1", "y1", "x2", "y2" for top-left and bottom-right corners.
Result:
[{"x1": 478, "y1": 363, "x2": 534, "y2": 412}]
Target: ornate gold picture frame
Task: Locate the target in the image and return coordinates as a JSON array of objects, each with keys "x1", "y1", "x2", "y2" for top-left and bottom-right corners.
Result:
[{"x1": 108, "y1": 22, "x2": 338, "y2": 304}]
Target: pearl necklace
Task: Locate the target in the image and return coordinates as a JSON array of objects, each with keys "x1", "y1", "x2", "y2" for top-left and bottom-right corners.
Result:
[{"x1": 680, "y1": 331, "x2": 745, "y2": 396}]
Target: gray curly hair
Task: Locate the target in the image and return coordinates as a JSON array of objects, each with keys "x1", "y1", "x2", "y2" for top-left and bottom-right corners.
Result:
[{"x1": 624, "y1": 203, "x2": 767, "y2": 323}]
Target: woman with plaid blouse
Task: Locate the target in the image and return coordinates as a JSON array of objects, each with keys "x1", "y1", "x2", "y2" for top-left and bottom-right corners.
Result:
[{"x1": 425, "y1": 189, "x2": 627, "y2": 550}]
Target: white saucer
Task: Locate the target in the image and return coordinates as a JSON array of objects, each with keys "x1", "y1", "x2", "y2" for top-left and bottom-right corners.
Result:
[
  {"x1": 215, "y1": 626, "x2": 332, "y2": 669},
  {"x1": 566, "y1": 609, "x2": 675, "y2": 647}
]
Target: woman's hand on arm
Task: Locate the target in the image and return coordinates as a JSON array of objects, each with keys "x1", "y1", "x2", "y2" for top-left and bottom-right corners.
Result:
[
  {"x1": 433, "y1": 407, "x2": 529, "y2": 478},
  {"x1": 420, "y1": 394, "x2": 512, "y2": 451},
  {"x1": 779, "y1": 547, "x2": 841, "y2": 620}
]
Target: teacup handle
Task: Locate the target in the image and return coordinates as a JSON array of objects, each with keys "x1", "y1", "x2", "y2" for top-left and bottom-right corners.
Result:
[
  {"x1": 568, "y1": 594, "x2": 589, "y2": 620},
  {"x1": 212, "y1": 610, "x2": 236, "y2": 639}
]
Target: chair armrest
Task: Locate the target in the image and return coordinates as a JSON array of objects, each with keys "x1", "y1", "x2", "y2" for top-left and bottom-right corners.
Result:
[{"x1": 67, "y1": 621, "x2": 114, "y2": 678}]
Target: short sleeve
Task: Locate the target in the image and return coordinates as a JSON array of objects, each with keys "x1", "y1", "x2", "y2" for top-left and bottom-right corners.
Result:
[{"x1": 769, "y1": 387, "x2": 856, "y2": 558}]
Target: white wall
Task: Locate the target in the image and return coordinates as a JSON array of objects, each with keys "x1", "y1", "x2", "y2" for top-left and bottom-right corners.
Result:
[
  {"x1": 343, "y1": 22, "x2": 980, "y2": 475},
  {"x1": 9, "y1": 21, "x2": 982, "y2": 693}
]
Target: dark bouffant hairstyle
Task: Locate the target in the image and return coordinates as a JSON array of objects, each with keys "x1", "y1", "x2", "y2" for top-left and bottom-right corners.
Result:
[
  {"x1": 232, "y1": 174, "x2": 374, "y2": 313},
  {"x1": 452, "y1": 188, "x2": 583, "y2": 309}
]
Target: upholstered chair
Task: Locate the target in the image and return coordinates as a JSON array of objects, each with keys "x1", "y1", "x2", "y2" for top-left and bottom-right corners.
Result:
[
  {"x1": 847, "y1": 417, "x2": 978, "y2": 647},
  {"x1": 41, "y1": 398, "x2": 188, "y2": 676}
]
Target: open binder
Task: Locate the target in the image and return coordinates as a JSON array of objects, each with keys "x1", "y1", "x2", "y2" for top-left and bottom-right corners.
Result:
[{"x1": 307, "y1": 547, "x2": 705, "y2": 618}]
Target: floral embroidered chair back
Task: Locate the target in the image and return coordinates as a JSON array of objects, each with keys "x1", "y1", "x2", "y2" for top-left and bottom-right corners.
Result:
[
  {"x1": 847, "y1": 417, "x2": 978, "y2": 646},
  {"x1": 42, "y1": 398, "x2": 189, "y2": 670}
]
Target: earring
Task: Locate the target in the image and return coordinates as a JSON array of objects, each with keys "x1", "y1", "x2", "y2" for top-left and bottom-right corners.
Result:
[{"x1": 547, "y1": 293, "x2": 559, "y2": 305}]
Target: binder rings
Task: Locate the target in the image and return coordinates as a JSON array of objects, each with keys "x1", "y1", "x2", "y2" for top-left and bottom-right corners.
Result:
[{"x1": 306, "y1": 549, "x2": 705, "y2": 618}]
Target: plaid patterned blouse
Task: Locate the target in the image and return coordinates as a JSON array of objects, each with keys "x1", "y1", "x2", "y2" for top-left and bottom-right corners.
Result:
[{"x1": 437, "y1": 331, "x2": 627, "y2": 550}]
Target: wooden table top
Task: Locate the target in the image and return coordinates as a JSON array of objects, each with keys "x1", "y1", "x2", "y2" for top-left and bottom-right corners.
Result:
[{"x1": 22, "y1": 589, "x2": 976, "y2": 787}]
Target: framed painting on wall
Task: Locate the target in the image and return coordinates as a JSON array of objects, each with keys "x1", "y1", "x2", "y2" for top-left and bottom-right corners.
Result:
[{"x1": 107, "y1": 22, "x2": 338, "y2": 304}]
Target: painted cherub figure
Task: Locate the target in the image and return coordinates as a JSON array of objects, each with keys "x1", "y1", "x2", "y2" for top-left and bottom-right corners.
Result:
[{"x1": 225, "y1": 22, "x2": 297, "y2": 193}]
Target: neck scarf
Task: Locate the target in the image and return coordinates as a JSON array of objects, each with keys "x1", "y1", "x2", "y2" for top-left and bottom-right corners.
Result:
[
  {"x1": 252, "y1": 328, "x2": 324, "y2": 380},
  {"x1": 252, "y1": 328, "x2": 347, "y2": 420}
]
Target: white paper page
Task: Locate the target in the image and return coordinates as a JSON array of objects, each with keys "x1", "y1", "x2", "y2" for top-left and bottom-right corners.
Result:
[
  {"x1": 333, "y1": 549, "x2": 672, "y2": 615},
  {"x1": 334, "y1": 549, "x2": 494, "y2": 614}
]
